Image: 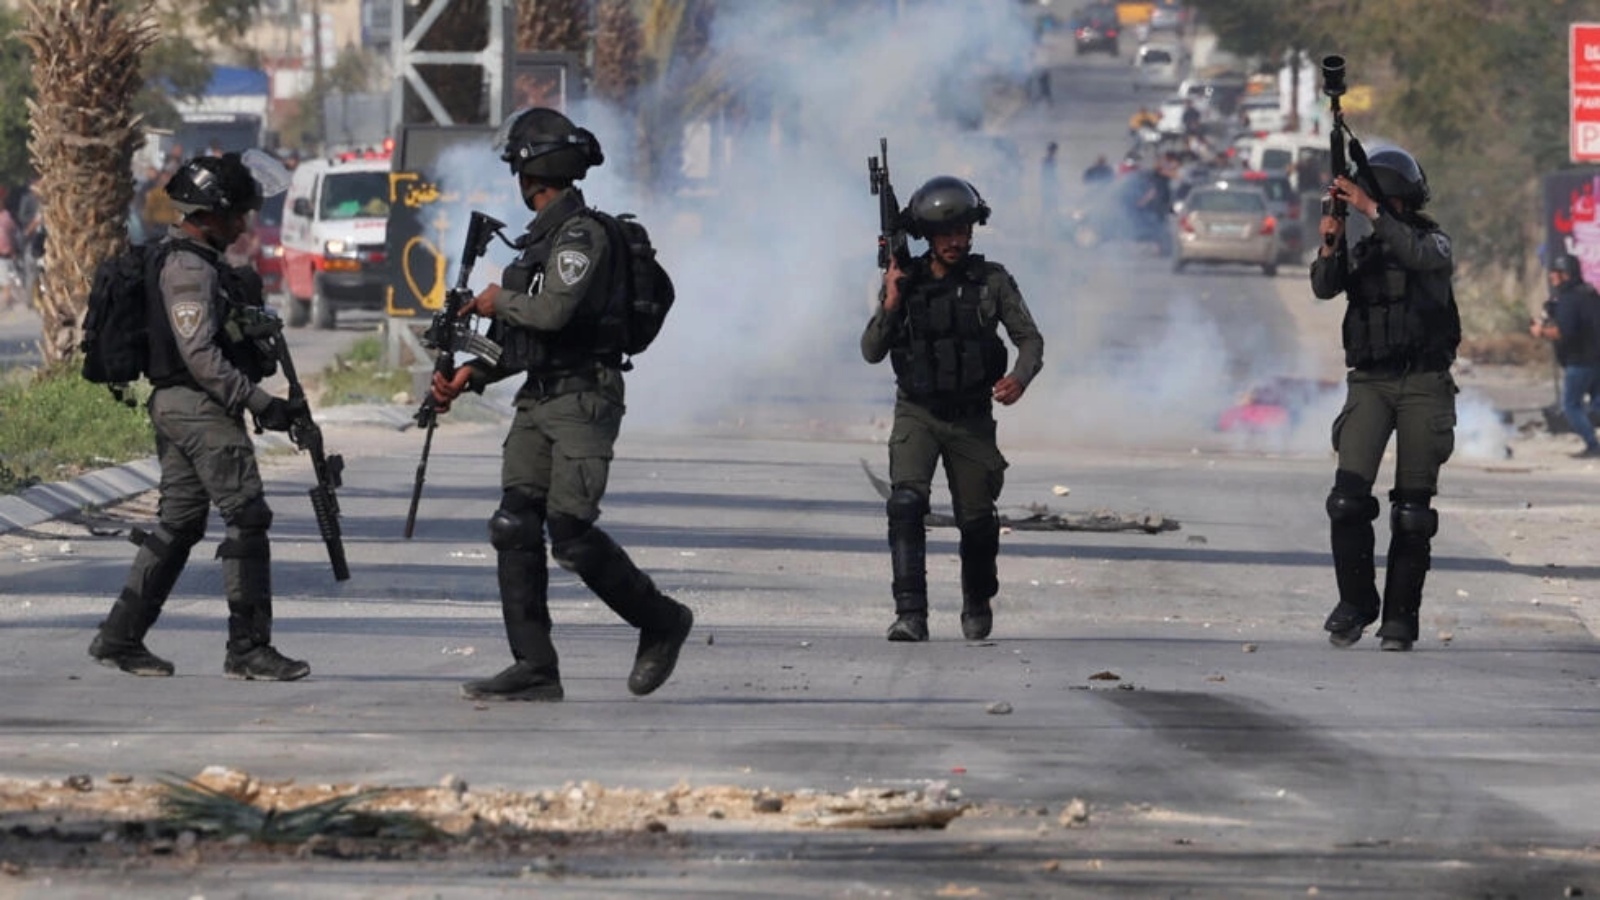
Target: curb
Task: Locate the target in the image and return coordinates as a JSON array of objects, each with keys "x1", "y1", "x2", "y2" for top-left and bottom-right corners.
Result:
[
  {"x1": 0, "y1": 397, "x2": 512, "y2": 538},
  {"x1": 0, "y1": 457, "x2": 160, "y2": 536}
]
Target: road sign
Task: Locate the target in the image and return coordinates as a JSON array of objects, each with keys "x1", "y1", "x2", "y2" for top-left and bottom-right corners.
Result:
[{"x1": 1571, "y1": 24, "x2": 1600, "y2": 161}]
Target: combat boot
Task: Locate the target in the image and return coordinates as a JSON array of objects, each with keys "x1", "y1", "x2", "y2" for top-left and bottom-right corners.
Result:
[
  {"x1": 628, "y1": 601, "x2": 694, "y2": 696},
  {"x1": 88, "y1": 631, "x2": 174, "y2": 677},
  {"x1": 224, "y1": 645, "x2": 310, "y2": 681},
  {"x1": 1377, "y1": 498, "x2": 1437, "y2": 653},
  {"x1": 461, "y1": 661, "x2": 565, "y2": 701},
  {"x1": 1325, "y1": 489, "x2": 1381, "y2": 648},
  {"x1": 90, "y1": 589, "x2": 176, "y2": 676},
  {"x1": 887, "y1": 492, "x2": 930, "y2": 643},
  {"x1": 1323, "y1": 602, "x2": 1379, "y2": 649},
  {"x1": 959, "y1": 514, "x2": 1000, "y2": 641},
  {"x1": 887, "y1": 613, "x2": 929, "y2": 642}
]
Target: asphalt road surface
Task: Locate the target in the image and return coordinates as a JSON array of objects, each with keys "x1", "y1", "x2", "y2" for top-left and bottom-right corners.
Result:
[{"x1": 4, "y1": 27, "x2": 1600, "y2": 900}]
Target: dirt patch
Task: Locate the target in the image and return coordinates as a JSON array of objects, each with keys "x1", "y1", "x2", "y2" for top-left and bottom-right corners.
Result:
[{"x1": 0, "y1": 770, "x2": 1001, "y2": 875}]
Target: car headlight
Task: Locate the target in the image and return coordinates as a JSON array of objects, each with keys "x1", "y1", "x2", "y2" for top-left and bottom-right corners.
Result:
[
  {"x1": 261, "y1": 244, "x2": 284, "y2": 259},
  {"x1": 323, "y1": 239, "x2": 354, "y2": 257}
]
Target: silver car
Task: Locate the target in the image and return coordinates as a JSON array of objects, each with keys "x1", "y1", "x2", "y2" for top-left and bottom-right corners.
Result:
[{"x1": 1172, "y1": 185, "x2": 1279, "y2": 276}]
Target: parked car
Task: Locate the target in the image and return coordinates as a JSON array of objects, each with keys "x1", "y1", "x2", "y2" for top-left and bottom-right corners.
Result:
[
  {"x1": 1072, "y1": 3, "x2": 1121, "y2": 55},
  {"x1": 1132, "y1": 41, "x2": 1184, "y2": 93},
  {"x1": 1148, "y1": 0, "x2": 1184, "y2": 34},
  {"x1": 1172, "y1": 184, "x2": 1277, "y2": 276}
]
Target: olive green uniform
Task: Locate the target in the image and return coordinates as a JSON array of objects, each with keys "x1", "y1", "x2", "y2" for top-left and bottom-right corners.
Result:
[
  {"x1": 470, "y1": 187, "x2": 687, "y2": 686},
  {"x1": 1310, "y1": 207, "x2": 1458, "y2": 645},
  {"x1": 93, "y1": 227, "x2": 284, "y2": 662},
  {"x1": 861, "y1": 252, "x2": 1044, "y2": 636}
]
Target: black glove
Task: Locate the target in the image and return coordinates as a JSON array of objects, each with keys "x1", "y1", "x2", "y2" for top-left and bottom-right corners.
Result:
[{"x1": 256, "y1": 396, "x2": 305, "y2": 432}]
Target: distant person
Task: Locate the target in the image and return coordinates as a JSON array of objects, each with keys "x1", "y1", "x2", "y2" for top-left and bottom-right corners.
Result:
[
  {"x1": 1181, "y1": 99, "x2": 1202, "y2": 137},
  {"x1": 1129, "y1": 106, "x2": 1158, "y2": 135},
  {"x1": 89, "y1": 152, "x2": 312, "y2": 681},
  {"x1": 0, "y1": 185, "x2": 17, "y2": 309},
  {"x1": 1082, "y1": 154, "x2": 1114, "y2": 184},
  {"x1": 861, "y1": 177, "x2": 1045, "y2": 643},
  {"x1": 1312, "y1": 146, "x2": 1458, "y2": 653},
  {"x1": 1532, "y1": 254, "x2": 1600, "y2": 458},
  {"x1": 1040, "y1": 142, "x2": 1060, "y2": 222}
]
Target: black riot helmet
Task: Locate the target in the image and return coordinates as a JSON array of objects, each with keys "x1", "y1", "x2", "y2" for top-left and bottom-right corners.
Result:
[
  {"x1": 904, "y1": 176, "x2": 991, "y2": 239},
  {"x1": 1550, "y1": 252, "x2": 1585, "y2": 282},
  {"x1": 492, "y1": 106, "x2": 604, "y2": 183},
  {"x1": 164, "y1": 152, "x2": 262, "y2": 216},
  {"x1": 1360, "y1": 146, "x2": 1430, "y2": 210}
]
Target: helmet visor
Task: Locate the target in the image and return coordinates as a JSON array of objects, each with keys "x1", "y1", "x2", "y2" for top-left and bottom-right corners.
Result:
[{"x1": 243, "y1": 149, "x2": 292, "y2": 198}]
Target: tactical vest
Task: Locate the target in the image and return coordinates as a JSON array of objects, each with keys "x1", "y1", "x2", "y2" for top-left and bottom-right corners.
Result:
[
  {"x1": 890, "y1": 255, "x2": 1008, "y2": 410},
  {"x1": 1340, "y1": 225, "x2": 1459, "y2": 372},
  {"x1": 493, "y1": 213, "x2": 619, "y2": 376},
  {"x1": 146, "y1": 240, "x2": 278, "y2": 387}
]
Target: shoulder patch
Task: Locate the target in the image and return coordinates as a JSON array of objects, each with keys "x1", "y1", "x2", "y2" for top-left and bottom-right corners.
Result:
[
  {"x1": 171, "y1": 301, "x2": 205, "y2": 339},
  {"x1": 1432, "y1": 233, "x2": 1451, "y2": 258},
  {"x1": 556, "y1": 249, "x2": 592, "y2": 286},
  {"x1": 561, "y1": 226, "x2": 595, "y2": 249}
]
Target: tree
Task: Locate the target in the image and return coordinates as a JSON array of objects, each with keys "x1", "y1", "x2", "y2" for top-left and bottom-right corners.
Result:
[
  {"x1": 519, "y1": 0, "x2": 590, "y2": 54},
  {"x1": 0, "y1": 7, "x2": 35, "y2": 191},
  {"x1": 21, "y1": 0, "x2": 158, "y2": 364}
]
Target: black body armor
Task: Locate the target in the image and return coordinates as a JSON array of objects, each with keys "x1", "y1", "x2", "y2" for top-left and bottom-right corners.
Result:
[
  {"x1": 890, "y1": 255, "x2": 1008, "y2": 414},
  {"x1": 1340, "y1": 228, "x2": 1459, "y2": 372}
]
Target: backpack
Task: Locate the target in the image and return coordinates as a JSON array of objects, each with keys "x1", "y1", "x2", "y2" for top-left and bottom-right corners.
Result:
[
  {"x1": 586, "y1": 209, "x2": 675, "y2": 365},
  {"x1": 81, "y1": 242, "x2": 166, "y2": 402}
]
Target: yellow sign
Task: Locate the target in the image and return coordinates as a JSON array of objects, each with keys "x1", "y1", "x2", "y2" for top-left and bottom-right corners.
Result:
[{"x1": 1342, "y1": 84, "x2": 1374, "y2": 113}]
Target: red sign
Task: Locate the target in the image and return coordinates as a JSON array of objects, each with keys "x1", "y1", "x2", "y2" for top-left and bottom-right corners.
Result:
[{"x1": 1572, "y1": 24, "x2": 1600, "y2": 161}]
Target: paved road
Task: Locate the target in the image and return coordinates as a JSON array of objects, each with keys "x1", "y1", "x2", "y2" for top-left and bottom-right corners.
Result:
[{"x1": 4, "y1": 20, "x2": 1599, "y2": 900}]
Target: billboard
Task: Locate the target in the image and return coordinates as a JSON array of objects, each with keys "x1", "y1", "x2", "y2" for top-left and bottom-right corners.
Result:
[
  {"x1": 1571, "y1": 23, "x2": 1600, "y2": 162},
  {"x1": 384, "y1": 125, "x2": 506, "y2": 318},
  {"x1": 1544, "y1": 167, "x2": 1600, "y2": 285}
]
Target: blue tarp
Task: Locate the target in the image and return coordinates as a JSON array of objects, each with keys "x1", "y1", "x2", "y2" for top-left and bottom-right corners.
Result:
[{"x1": 205, "y1": 65, "x2": 269, "y2": 97}]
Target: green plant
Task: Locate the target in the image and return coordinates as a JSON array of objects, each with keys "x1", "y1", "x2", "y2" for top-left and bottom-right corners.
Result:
[
  {"x1": 158, "y1": 776, "x2": 442, "y2": 843},
  {"x1": 0, "y1": 364, "x2": 153, "y2": 494},
  {"x1": 317, "y1": 334, "x2": 413, "y2": 406}
]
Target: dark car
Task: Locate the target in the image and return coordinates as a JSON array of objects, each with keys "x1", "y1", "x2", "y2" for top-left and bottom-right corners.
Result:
[
  {"x1": 252, "y1": 191, "x2": 285, "y2": 299},
  {"x1": 1072, "y1": 4, "x2": 1120, "y2": 56}
]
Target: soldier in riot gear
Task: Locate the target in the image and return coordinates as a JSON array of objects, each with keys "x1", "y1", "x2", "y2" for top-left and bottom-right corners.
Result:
[
  {"x1": 861, "y1": 176, "x2": 1045, "y2": 642},
  {"x1": 431, "y1": 107, "x2": 693, "y2": 701},
  {"x1": 89, "y1": 151, "x2": 312, "y2": 681},
  {"x1": 1312, "y1": 145, "x2": 1458, "y2": 652}
]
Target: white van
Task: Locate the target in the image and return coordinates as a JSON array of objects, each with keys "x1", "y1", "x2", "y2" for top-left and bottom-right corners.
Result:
[
  {"x1": 1132, "y1": 42, "x2": 1184, "y2": 93},
  {"x1": 278, "y1": 154, "x2": 392, "y2": 329},
  {"x1": 1245, "y1": 132, "x2": 1331, "y2": 193}
]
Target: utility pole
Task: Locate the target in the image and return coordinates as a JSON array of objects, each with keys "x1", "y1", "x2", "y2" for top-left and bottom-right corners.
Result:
[{"x1": 311, "y1": 0, "x2": 327, "y2": 150}]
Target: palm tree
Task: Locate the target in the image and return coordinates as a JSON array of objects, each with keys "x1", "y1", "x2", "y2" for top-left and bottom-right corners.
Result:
[{"x1": 21, "y1": 0, "x2": 157, "y2": 365}]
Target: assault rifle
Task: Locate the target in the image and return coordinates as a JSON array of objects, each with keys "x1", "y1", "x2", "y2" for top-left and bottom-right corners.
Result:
[
  {"x1": 271, "y1": 336, "x2": 350, "y2": 581},
  {"x1": 403, "y1": 211, "x2": 507, "y2": 539},
  {"x1": 1321, "y1": 55, "x2": 1384, "y2": 253},
  {"x1": 232, "y1": 298, "x2": 348, "y2": 581},
  {"x1": 867, "y1": 137, "x2": 912, "y2": 272}
]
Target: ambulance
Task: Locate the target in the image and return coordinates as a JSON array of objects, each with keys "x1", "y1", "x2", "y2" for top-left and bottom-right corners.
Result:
[{"x1": 278, "y1": 149, "x2": 392, "y2": 329}]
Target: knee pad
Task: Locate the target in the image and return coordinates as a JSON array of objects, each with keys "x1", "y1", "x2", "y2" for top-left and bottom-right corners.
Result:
[
  {"x1": 216, "y1": 528, "x2": 270, "y2": 560},
  {"x1": 887, "y1": 486, "x2": 928, "y2": 523},
  {"x1": 1390, "y1": 501, "x2": 1438, "y2": 538},
  {"x1": 133, "y1": 520, "x2": 206, "y2": 557},
  {"x1": 1326, "y1": 490, "x2": 1379, "y2": 524},
  {"x1": 223, "y1": 495, "x2": 274, "y2": 532},
  {"x1": 489, "y1": 492, "x2": 546, "y2": 551},
  {"x1": 958, "y1": 513, "x2": 1000, "y2": 546}
]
